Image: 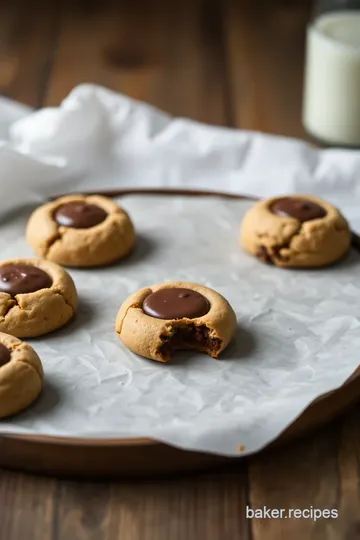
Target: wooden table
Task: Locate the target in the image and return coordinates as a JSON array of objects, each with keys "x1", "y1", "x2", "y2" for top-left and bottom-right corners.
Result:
[{"x1": 1, "y1": 0, "x2": 360, "y2": 538}]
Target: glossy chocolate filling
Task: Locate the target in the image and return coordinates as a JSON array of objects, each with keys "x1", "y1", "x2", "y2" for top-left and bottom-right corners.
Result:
[
  {"x1": 271, "y1": 198, "x2": 327, "y2": 222},
  {"x1": 143, "y1": 288, "x2": 210, "y2": 320},
  {"x1": 0, "y1": 264, "x2": 52, "y2": 296},
  {"x1": 54, "y1": 202, "x2": 107, "y2": 229}
]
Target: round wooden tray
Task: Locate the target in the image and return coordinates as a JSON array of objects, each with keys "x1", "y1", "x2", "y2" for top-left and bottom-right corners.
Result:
[{"x1": 0, "y1": 189, "x2": 358, "y2": 478}]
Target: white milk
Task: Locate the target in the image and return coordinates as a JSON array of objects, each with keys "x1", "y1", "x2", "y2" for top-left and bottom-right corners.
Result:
[{"x1": 303, "y1": 11, "x2": 360, "y2": 146}]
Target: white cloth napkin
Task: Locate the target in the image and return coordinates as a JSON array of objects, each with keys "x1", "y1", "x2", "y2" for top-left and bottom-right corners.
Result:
[{"x1": 1, "y1": 83, "x2": 360, "y2": 231}]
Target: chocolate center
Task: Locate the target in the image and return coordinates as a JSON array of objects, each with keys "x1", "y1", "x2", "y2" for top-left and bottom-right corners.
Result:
[
  {"x1": 271, "y1": 198, "x2": 326, "y2": 222},
  {"x1": 0, "y1": 344, "x2": 10, "y2": 367},
  {"x1": 143, "y1": 288, "x2": 210, "y2": 320},
  {"x1": 0, "y1": 265, "x2": 53, "y2": 296},
  {"x1": 54, "y1": 202, "x2": 107, "y2": 229}
]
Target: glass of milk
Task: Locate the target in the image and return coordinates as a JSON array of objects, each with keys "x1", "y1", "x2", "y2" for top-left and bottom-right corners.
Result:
[{"x1": 303, "y1": 3, "x2": 360, "y2": 147}]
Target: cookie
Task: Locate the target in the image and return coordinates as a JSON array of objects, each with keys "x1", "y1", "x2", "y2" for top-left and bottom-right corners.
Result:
[
  {"x1": 0, "y1": 258, "x2": 77, "y2": 338},
  {"x1": 116, "y1": 282, "x2": 236, "y2": 363},
  {"x1": 240, "y1": 195, "x2": 351, "y2": 268},
  {"x1": 26, "y1": 195, "x2": 135, "y2": 267},
  {"x1": 0, "y1": 332, "x2": 44, "y2": 418}
]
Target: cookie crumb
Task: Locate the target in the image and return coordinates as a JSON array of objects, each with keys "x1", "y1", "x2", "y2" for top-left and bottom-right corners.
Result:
[{"x1": 237, "y1": 444, "x2": 246, "y2": 453}]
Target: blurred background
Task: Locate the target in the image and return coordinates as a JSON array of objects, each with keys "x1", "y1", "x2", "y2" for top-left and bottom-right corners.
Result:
[{"x1": 0, "y1": 0, "x2": 312, "y2": 139}]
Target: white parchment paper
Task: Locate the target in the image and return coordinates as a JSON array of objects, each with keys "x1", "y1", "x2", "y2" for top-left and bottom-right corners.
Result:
[
  {"x1": 0, "y1": 84, "x2": 360, "y2": 456},
  {"x1": 0, "y1": 195, "x2": 359, "y2": 456}
]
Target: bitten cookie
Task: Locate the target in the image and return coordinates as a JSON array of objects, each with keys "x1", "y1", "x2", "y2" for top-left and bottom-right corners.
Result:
[
  {"x1": 240, "y1": 195, "x2": 351, "y2": 268},
  {"x1": 0, "y1": 258, "x2": 77, "y2": 338},
  {"x1": 116, "y1": 282, "x2": 236, "y2": 363},
  {"x1": 26, "y1": 195, "x2": 135, "y2": 267},
  {"x1": 0, "y1": 332, "x2": 44, "y2": 418}
]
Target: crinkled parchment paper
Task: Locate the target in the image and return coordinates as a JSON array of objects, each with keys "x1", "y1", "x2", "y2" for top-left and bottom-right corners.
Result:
[{"x1": 0, "y1": 194, "x2": 359, "y2": 457}]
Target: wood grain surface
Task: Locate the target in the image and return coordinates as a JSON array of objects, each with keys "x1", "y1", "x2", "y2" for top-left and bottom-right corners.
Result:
[{"x1": 1, "y1": 0, "x2": 359, "y2": 539}]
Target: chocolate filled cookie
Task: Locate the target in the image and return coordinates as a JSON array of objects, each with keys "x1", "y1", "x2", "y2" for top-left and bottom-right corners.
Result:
[
  {"x1": 26, "y1": 195, "x2": 135, "y2": 268},
  {"x1": 116, "y1": 282, "x2": 236, "y2": 363},
  {"x1": 0, "y1": 332, "x2": 44, "y2": 417},
  {"x1": 0, "y1": 258, "x2": 77, "y2": 338},
  {"x1": 240, "y1": 195, "x2": 351, "y2": 268}
]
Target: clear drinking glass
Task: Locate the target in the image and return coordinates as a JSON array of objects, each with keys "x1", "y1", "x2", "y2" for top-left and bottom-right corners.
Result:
[{"x1": 302, "y1": 0, "x2": 360, "y2": 147}]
